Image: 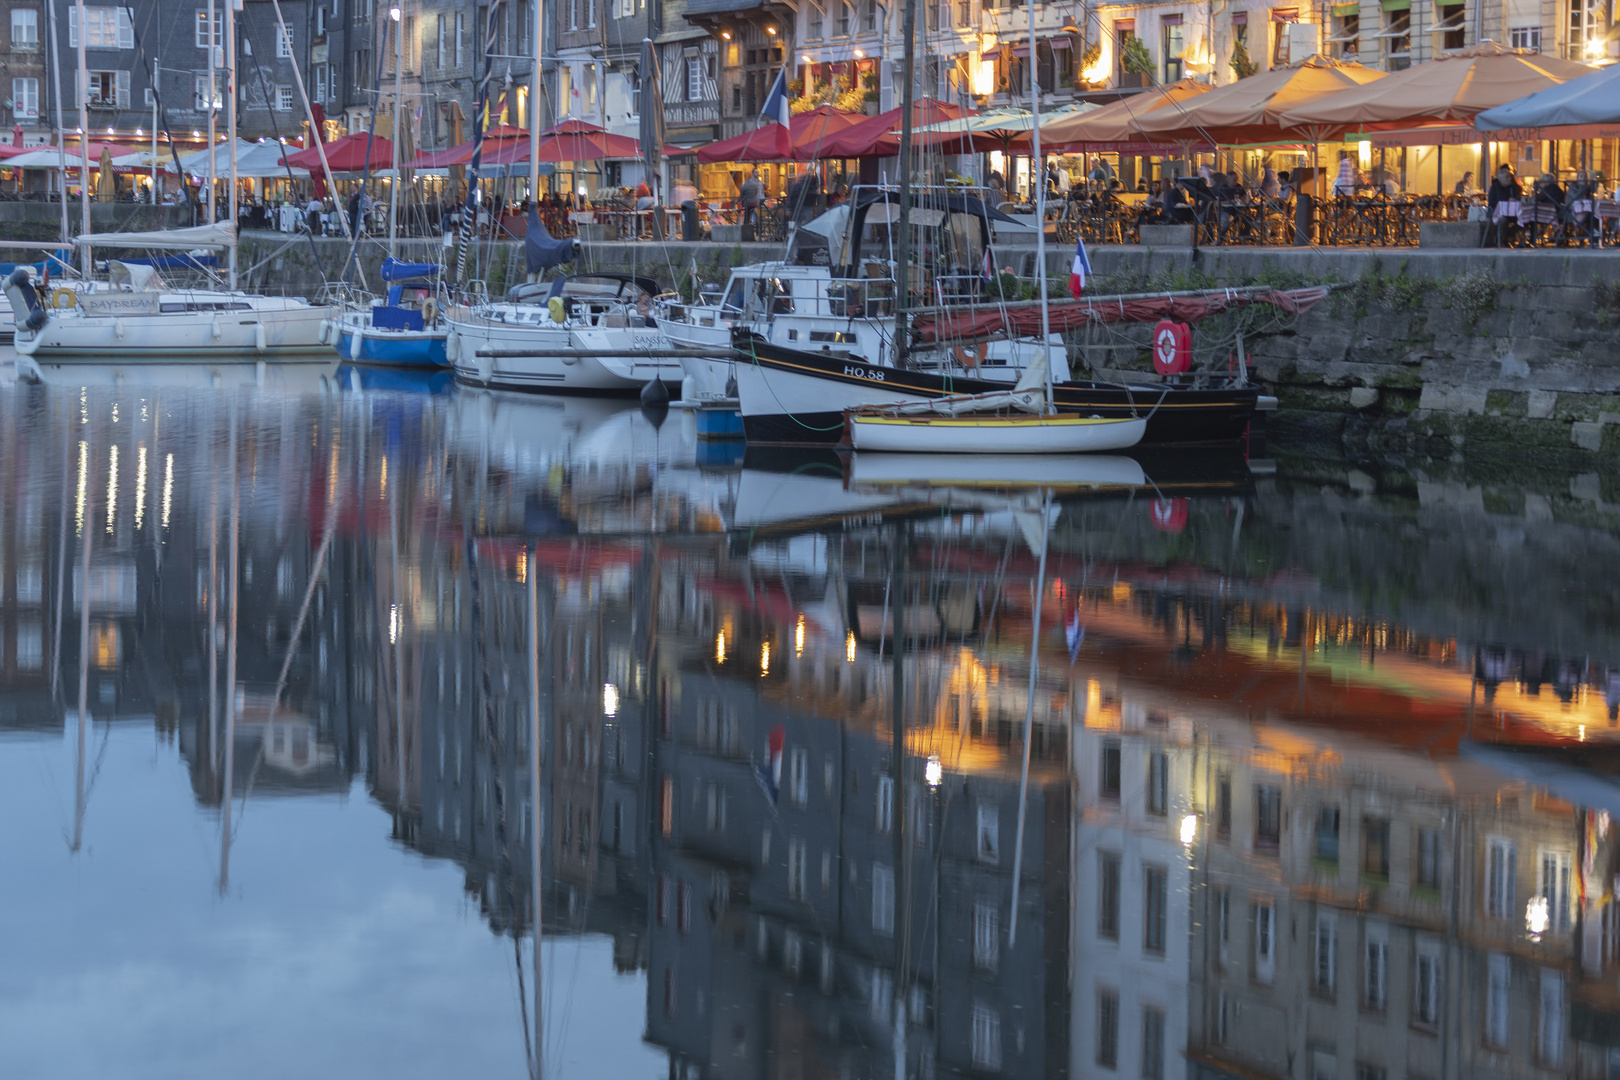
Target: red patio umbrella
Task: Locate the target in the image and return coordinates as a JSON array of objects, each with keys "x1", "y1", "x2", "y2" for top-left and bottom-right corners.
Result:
[
  {"x1": 809, "y1": 98, "x2": 977, "y2": 159},
  {"x1": 526, "y1": 119, "x2": 640, "y2": 163},
  {"x1": 409, "y1": 125, "x2": 529, "y2": 169},
  {"x1": 284, "y1": 131, "x2": 396, "y2": 173},
  {"x1": 695, "y1": 106, "x2": 866, "y2": 163}
]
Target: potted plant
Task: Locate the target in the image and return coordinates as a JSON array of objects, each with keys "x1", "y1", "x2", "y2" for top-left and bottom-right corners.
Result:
[
  {"x1": 1119, "y1": 35, "x2": 1153, "y2": 87},
  {"x1": 861, "y1": 71, "x2": 880, "y2": 114},
  {"x1": 1076, "y1": 40, "x2": 1102, "y2": 87},
  {"x1": 1229, "y1": 39, "x2": 1259, "y2": 78}
]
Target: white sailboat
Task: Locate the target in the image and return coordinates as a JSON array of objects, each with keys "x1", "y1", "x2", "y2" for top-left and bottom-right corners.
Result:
[{"x1": 4, "y1": 0, "x2": 335, "y2": 373}]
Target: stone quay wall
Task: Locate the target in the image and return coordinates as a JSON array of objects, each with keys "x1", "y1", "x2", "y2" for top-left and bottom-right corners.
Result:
[{"x1": 234, "y1": 233, "x2": 1620, "y2": 467}]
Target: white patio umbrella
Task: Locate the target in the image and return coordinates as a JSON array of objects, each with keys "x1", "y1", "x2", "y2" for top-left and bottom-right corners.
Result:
[{"x1": 1475, "y1": 61, "x2": 1620, "y2": 132}]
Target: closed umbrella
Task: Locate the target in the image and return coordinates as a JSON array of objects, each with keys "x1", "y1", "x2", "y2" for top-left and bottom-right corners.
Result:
[
  {"x1": 1279, "y1": 41, "x2": 1595, "y2": 132},
  {"x1": 96, "y1": 146, "x2": 116, "y2": 201}
]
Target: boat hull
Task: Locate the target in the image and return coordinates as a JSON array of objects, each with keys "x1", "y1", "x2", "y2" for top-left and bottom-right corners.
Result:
[
  {"x1": 848, "y1": 413, "x2": 1147, "y2": 454},
  {"x1": 736, "y1": 335, "x2": 1259, "y2": 446},
  {"x1": 15, "y1": 302, "x2": 335, "y2": 360},
  {"x1": 447, "y1": 316, "x2": 681, "y2": 395},
  {"x1": 335, "y1": 313, "x2": 449, "y2": 368},
  {"x1": 847, "y1": 452, "x2": 1148, "y2": 488}
]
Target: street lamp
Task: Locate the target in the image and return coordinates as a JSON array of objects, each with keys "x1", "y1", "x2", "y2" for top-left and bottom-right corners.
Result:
[{"x1": 389, "y1": 6, "x2": 400, "y2": 20}]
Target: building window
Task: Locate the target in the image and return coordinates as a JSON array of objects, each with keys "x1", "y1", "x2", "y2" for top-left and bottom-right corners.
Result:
[
  {"x1": 1382, "y1": 8, "x2": 1410, "y2": 69},
  {"x1": 436, "y1": 14, "x2": 445, "y2": 67},
  {"x1": 1097, "y1": 989, "x2": 1119, "y2": 1067},
  {"x1": 70, "y1": 6, "x2": 131, "y2": 48},
  {"x1": 11, "y1": 78, "x2": 39, "y2": 120},
  {"x1": 1331, "y1": 9, "x2": 1359, "y2": 59},
  {"x1": 972, "y1": 1003, "x2": 1002, "y2": 1070},
  {"x1": 864, "y1": 0, "x2": 877, "y2": 30},
  {"x1": 1161, "y1": 15, "x2": 1184, "y2": 82},
  {"x1": 877, "y1": 774, "x2": 893, "y2": 833},
  {"x1": 1539, "y1": 969, "x2": 1564, "y2": 1065},
  {"x1": 454, "y1": 12, "x2": 465, "y2": 65},
  {"x1": 275, "y1": 85, "x2": 293, "y2": 111},
  {"x1": 1101, "y1": 739, "x2": 1121, "y2": 799},
  {"x1": 973, "y1": 903, "x2": 999, "y2": 970},
  {"x1": 789, "y1": 748, "x2": 808, "y2": 807},
  {"x1": 1216, "y1": 774, "x2": 1230, "y2": 837},
  {"x1": 11, "y1": 8, "x2": 39, "y2": 48},
  {"x1": 788, "y1": 838, "x2": 807, "y2": 899},
  {"x1": 784, "y1": 929, "x2": 802, "y2": 976},
  {"x1": 1255, "y1": 785, "x2": 1280, "y2": 852},
  {"x1": 1144, "y1": 865, "x2": 1167, "y2": 954},
  {"x1": 1414, "y1": 950, "x2": 1440, "y2": 1026},
  {"x1": 276, "y1": 24, "x2": 293, "y2": 57},
  {"x1": 1509, "y1": 24, "x2": 1540, "y2": 50},
  {"x1": 1416, "y1": 827, "x2": 1441, "y2": 890},
  {"x1": 1314, "y1": 912, "x2": 1337, "y2": 995},
  {"x1": 1253, "y1": 902, "x2": 1276, "y2": 983},
  {"x1": 194, "y1": 9, "x2": 218, "y2": 48},
  {"x1": 1146, "y1": 751, "x2": 1168, "y2": 816},
  {"x1": 659, "y1": 774, "x2": 673, "y2": 835},
  {"x1": 1437, "y1": 1, "x2": 1465, "y2": 48},
  {"x1": 1486, "y1": 953, "x2": 1510, "y2": 1048},
  {"x1": 1485, "y1": 836, "x2": 1516, "y2": 920},
  {"x1": 1362, "y1": 818, "x2": 1390, "y2": 880},
  {"x1": 872, "y1": 863, "x2": 895, "y2": 935},
  {"x1": 1271, "y1": 7, "x2": 1298, "y2": 65},
  {"x1": 1354, "y1": 1067, "x2": 1386, "y2": 1080},
  {"x1": 1316, "y1": 806, "x2": 1340, "y2": 864},
  {"x1": 976, "y1": 802, "x2": 999, "y2": 863},
  {"x1": 1364, "y1": 934, "x2": 1387, "y2": 1011},
  {"x1": 870, "y1": 967, "x2": 893, "y2": 1019},
  {"x1": 837, "y1": 0, "x2": 851, "y2": 34},
  {"x1": 1141, "y1": 1006, "x2": 1165, "y2": 1079},
  {"x1": 686, "y1": 56, "x2": 702, "y2": 101},
  {"x1": 677, "y1": 881, "x2": 690, "y2": 932},
  {"x1": 809, "y1": 1, "x2": 823, "y2": 38},
  {"x1": 1539, "y1": 849, "x2": 1572, "y2": 933},
  {"x1": 1098, "y1": 851, "x2": 1120, "y2": 939},
  {"x1": 85, "y1": 69, "x2": 128, "y2": 107},
  {"x1": 403, "y1": 15, "x2": 415, "y2": 70},
  {"x1": 1216, "y1": 888, "x2": 1230, "y2": 962}
]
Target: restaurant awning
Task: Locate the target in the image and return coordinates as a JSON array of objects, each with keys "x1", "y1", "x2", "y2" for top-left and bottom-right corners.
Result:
[
  {"x1": 1276, "y1": 41, "x2": 1596, "y2": 131},
  {"x1": 1475, "y1": 58, "x2": 1620, "y2": 131},
  {"x1": 695, "y1": 106, "x2": 865, "y2": 162},
  {"x1": 1040, "y1": 78, "x2": 1214, "y2": 148},
  {"x1": 1132, "y1": 55, "x2": 1386, "y2": 144}
]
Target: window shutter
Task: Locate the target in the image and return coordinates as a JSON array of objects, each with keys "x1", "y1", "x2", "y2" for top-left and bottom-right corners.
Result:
[
  {"x1": 116, "y1": 69, "x2": 130, "y2": 107},
  {"x1": 117, "y1": 8, "x2": 133, "y2": 47},
  {"x1": 68, "y1": 13, "x2": 77, "y2": 48}
]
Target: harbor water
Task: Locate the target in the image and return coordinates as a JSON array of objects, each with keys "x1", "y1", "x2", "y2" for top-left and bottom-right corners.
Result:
[{"x1": 2, "y1": 363, "x2": 1619, "y2": 1080}]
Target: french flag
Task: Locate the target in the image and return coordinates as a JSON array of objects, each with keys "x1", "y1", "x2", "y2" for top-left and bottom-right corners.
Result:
[
  {"x1": 760, "y1": 67, "x2": 794, "y2": 157},
  {"x1": 1068, "y1": 234, "x2": 1092, "y2": 299},
  {"x1": 755, "y1": 723, "x2": 785, "y2": 804}
]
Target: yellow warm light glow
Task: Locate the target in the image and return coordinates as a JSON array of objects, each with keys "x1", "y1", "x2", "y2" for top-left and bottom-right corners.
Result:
[
  {"x1": 795, "y1": 614, "x2": 805, "y2": 657},
  {"x1": 972, "y1": 59, "x2": 995, "y2": 96},
  {"x1": 1083, "y1": 34, "x2": 1111, "y2": 83},
  {"x1": 161, "y1": 452, "x2": 174, "y2": 529},
  {"x1": 716, "y1": 630, "x2": 727, "y2": 664},
  {"x1": 1357, "y1": 139, "x2": 1372, "y2": 168},
  {"x1": 1180, "y1": 814, "x2": 1197, "y2": 845},
  {"x1": 389, "y1": 603, "x2": 399, "y2": 644},
  {"x1": 134, "y1": 445, "x2": 147, "y2": 531},
  {"x1": 603, "y1": 682, "x2": 619, "y2": 717},
  {"x1": 760, "y1": 641, "x2": 771, "y2": 676},
  {"x1": 515, "y1": 552, "x2": 527, "y2": 584},
  {"x1": 105, "y1": 444, "x2": 118, "y2": 534},
  {"x1": 846, "y1": 630, "x2": 857, "y2": 663},
  {"x1": 1526, "y1": 896, "x2": 1550, "y2": 935},
  {"x1": 925, "y1": 754, "x2": 943, "y2": 788}
]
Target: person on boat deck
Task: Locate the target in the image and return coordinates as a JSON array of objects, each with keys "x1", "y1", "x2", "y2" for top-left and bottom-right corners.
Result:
[
  {"x1": 738, "y1": 167, "x2": 764, "y2": 227},
  {"x1": 1260, "y1": 167, "x2": 1281, "y2": 198}
]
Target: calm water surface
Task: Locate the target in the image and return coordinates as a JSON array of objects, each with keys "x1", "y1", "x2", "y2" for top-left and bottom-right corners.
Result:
[{"x1": 2, "y1": 369, "x2": 1619, "y2": 1080}]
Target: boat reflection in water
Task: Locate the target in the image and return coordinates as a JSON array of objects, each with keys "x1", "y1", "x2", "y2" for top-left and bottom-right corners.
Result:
[{"x1": 3, "y1": 381, "x2": 1619, "y2": 1078}]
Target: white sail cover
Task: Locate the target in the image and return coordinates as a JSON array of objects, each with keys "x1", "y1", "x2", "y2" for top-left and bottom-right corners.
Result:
[{"x1": 72, "y1": 222, "x2": 236, "y2": 250}]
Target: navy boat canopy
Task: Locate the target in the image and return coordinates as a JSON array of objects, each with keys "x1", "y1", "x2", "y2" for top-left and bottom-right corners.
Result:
[
  {"x1": 380, "y1": 257, "x2": 441, "y2": 281},
  {"x1": 525, "y1": 209, "x2": 579, "y2": 274}
]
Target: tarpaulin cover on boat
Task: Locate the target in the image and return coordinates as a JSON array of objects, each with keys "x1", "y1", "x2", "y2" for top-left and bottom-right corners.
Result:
[
  {"x1": 525, "y1": 209, "x2": 578, "y2": 274},
  {"x1": 380, "y1": 258, "x2": 441, "y2": 281},
  {"x1": 909, "y1": 286, "x2": 1332, "y2": 344},
  {"x1": 72, "y1": 222, "x2": 236, "y2": 250}
]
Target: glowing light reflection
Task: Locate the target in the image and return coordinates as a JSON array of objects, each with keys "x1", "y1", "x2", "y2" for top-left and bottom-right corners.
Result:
[
  {"x1": 134, "y1": 445, "x2": 147, "y2": 530},
  {"x1": 161, "y1": 453, "x2": 174, "y2": 529}
]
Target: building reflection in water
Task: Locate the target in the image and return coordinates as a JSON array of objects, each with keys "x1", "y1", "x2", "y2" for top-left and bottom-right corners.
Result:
[{"x1": 6, "y1": 382, "x2": 1620, "y2": 1079}]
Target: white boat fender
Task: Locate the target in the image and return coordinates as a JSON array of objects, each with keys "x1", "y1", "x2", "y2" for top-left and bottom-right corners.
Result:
[
  {"x1": 445, "y1": 329, "x2": 460, "y2": 362},
  {"x1": 210, "y1": 315, "x2": 222, "y2": 340},
  {"x1": 254, "y1": 323, "x2": 267, "y2": 353},
  {"x1": 3, "y1": 270, "x2": 47, "y2": 332},
  {"x1": 477, "y1": 353, "x2": 495, "y2": 384},
  {"x1": 318, "y1": 319, "x2": 331, "y2": 344},
  {"x1": 348, "y1": 327, "x2": 363, "y2": 360},
  {"x1": 114, "y1": 318, "x2": 125, "y2": 340},
  {"x1": 561, "y1": 353, "x2": 579, "y2": 366}
]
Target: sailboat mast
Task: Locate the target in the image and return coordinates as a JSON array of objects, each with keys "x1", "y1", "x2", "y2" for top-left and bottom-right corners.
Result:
[
  {"x1": 46, "y1": 0, "x2": 68, "y2": 250},
  {"x1": 528, "y1": 540, "x2": 543, "y2": 1080},
  {"x1": 1025, "y1": 0, "x2": 1052, "y2": 405},
  {"x1": 206, "y1": 0, "x2": 217, "y2": 222},
  {"x1": 71, "y1": 452, "x2": 92, "y2": 852},
  {"x1": 74, "y1": 0, "x2": 91, "y2": 277},
  {"x1": 529, "y1": 0, "x2": 540, "y2": 202},
  {"x1": 387, "y1": 4, "x2": 403, "y2": 258},
  {"x1": 1007, "y1": 488, "x2": 1050, "y2": 946},
  {"x1": 886, "y1": 0, "x2": 919, "y2": 362},
  {"x1": 226, "y1": 0, "x2": 238, "y2": 289}
]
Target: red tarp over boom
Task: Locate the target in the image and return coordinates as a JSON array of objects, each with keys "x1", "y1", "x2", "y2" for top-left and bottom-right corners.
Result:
[{"x1": 909, "y1": 286, "x2": 1331, "y2": 344}]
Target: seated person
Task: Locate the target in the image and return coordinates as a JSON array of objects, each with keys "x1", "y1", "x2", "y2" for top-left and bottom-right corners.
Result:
[
  {"x1": 1486, "y1": 164, "x2": 1523, "y2": 244},
  {"x1": 1163, "y1": 181, "x2": 1195, "y2": 224},
  {"x1": 1136, "y1": 180, "x2": 1167, "y2": 226},
  {"x1": 1260, "y1": 167, "x2": 1281, "y2": 198},
  {"x1": 1277, "y1": 170, "x2": 1294, "y2": 198},
  {"x1": 1332, "y1": 154, "x2": 1357, "y2": 197}
]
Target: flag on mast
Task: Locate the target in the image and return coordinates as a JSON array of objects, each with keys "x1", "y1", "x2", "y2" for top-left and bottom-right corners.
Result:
[
  {"x1": 1068, "y1": 233, "x2": 1092, "y2": 299},
  {"x1": 759, "y1": 67, "x2": 793, "y2": 157}
]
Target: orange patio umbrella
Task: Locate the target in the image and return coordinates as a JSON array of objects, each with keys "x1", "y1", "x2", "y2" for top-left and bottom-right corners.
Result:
[
  {"x1": 1276, "y1": 41, "x2": 1596, "y2": 132},
  {"x1": 1133, "y1": 55, "x2": 1386, "y2": 145},
  {"x1": 1041, "y1": 79, "x2": 1216, "y2": 151}
]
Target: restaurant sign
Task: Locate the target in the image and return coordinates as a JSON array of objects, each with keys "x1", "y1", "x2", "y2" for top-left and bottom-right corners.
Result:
[{"x1": 1367, "y1": 124, "x2": 1620, "y2": 148}]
